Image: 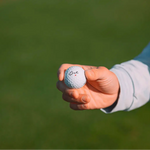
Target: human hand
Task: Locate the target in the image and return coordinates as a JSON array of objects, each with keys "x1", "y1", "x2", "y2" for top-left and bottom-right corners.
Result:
[{"x1": 56, "y1": 64, "x2": 120, "y2": 110}]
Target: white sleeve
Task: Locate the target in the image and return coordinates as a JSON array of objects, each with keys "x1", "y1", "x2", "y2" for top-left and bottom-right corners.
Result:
[{"x1": 101, "y1": 43, "x2": 150, "y2": 113}]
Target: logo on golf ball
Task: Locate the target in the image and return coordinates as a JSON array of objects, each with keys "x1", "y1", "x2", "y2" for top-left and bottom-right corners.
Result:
[
  {"x1": 69, "y1": 71, "x2": 78, "y2": 76},
  {"x1": 64, "y1": 66, "x2": 86, "y2": 89}
]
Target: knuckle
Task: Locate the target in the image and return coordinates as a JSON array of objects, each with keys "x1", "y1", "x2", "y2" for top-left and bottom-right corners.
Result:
[
  {"x1": 70, "y1": 103, "x2": 88, "y2": 110},
  {"x1": 62, "y1": 94, "x2": 74, "y2": 102},
  {"x1": 81, "y1": 95, "x2": 90, "y2": 103},
  {"x1": 67, "y1": 90, "x2": 73, "y2": 96},
  {"x1": 81, "y1": 104, "x2": 89, "y2": 109},
  {"x1": 66, "y1": 90, "x2": 77, "y2": 98}
]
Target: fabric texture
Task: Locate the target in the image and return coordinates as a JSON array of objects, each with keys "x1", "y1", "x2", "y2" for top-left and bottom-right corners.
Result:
[{"x1": 101, "y1": 43, "x2": 150, "y2": 113}]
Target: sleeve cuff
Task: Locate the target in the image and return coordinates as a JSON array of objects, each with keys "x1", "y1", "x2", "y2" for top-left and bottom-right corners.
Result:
[{"x1": 101, "y1": 65, "x2": 134, "y2": 113}]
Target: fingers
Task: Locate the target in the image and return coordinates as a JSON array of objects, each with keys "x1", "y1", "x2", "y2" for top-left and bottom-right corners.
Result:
[
  {"x1": 56, "y1": 80, "x2": 79, "y2": 98},
  {"x1": 57, "y1": 80, "x2": 90, "y2": 110},
  {"x1": 70, "y1": 103, "x2": 89, "y2": 110},
  {"x1": 85, "y1": 66, "x2": 109, "y2": 81},
  {"x1": 57, "y1": 63, "x2": 100, "y2": 110},
  {"x1": 57, "y1": 64, "x2": 70, "y2": 81},
  {"x1": 62, "y1": 93, "x2": 90, "y2": 104}
]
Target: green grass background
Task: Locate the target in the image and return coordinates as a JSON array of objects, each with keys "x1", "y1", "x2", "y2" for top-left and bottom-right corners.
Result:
[{"x1": 0, "y1": 0, "x2": 150, "y2": 149}]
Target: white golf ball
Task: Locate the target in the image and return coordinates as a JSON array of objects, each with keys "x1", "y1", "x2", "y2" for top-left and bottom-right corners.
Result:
[{"x1": 64, "y1": 66, "x2": 86, "y2": 89}]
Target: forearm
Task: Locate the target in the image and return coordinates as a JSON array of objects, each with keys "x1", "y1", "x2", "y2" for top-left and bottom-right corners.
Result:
[{"x1": 102, "y1": 43, "x2": 150, "y2": 113}]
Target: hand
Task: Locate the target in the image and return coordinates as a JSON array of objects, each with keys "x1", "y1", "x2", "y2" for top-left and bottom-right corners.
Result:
[{"x1": 56, "y1": 64, "x2": 120, "y2": 110}]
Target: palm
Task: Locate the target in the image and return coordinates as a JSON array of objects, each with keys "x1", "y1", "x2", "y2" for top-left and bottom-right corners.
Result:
[{"x1": 78, "y1": 80, "x2": 118, "y2": 109}]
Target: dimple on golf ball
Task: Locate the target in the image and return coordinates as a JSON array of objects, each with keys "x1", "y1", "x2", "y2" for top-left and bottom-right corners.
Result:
[{"x1": 64, "y1": 66, "x2": 86, "y2": 89}]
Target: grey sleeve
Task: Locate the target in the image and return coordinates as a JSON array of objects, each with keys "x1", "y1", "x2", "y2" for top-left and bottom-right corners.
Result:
[{"x1": 101, "y1": 43, "x2": 150, "y2": 113}]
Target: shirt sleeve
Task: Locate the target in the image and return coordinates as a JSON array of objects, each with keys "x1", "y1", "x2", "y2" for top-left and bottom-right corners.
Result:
[{"x1": 101, "y1": 42, "x2": 150, "y2": 113}]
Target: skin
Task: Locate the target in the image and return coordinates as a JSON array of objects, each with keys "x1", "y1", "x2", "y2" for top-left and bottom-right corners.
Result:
[{"x1": 56, "y1": 64, "x2": 120, "y2": 110}]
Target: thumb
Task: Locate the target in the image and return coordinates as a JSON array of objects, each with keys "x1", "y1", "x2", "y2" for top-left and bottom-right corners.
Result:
[{"x1": 85, "y1": 66, "x2": 109, "y2": 81}]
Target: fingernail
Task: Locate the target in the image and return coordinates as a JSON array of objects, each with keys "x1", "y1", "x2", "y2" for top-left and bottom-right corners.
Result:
[
  {"x1": 82, "y1": 96, "x2": 86, "y2": 103},
  {"x1": 82, "y1": 104, "x2": 88, "y2": 109}
]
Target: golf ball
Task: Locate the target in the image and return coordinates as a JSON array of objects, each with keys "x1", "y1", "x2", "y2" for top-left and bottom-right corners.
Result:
[{"x1": 64, "y1": 66, "x2": 86, "y2": 89}]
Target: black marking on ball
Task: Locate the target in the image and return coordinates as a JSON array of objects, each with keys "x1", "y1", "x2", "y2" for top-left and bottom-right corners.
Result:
[{"x1": 69, "y1": 71, "x2": 79, "y2": 76}]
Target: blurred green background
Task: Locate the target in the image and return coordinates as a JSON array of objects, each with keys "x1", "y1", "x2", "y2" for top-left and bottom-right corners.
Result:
[{"x1": 0, "y1": 0, "x2": 150, "y2": 149}]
